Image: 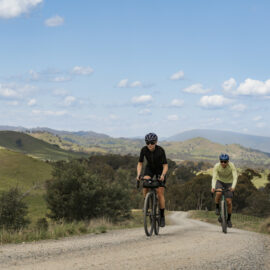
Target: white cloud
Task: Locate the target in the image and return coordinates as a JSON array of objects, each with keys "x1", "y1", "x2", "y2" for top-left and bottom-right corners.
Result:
[
  {"x1": 64, "y1": 96, "x2": 76, "y2": 106},
  {"x1": 236, "y1": 78, "x2": 270, "y2": 95},
  {"x1": 222, "y1": 78, "x2": 237, "y2": 92},
  {"x1": 168, "y1": 114, "x2": 179, "y2": 121},
  {"x1": 199, "y1": 95, "x2": 233, "y2": 108},
  {"x1": 132, "y1": 95, "x2": 153, "y2": 104},
  {"x1": 0, "y1": 84, "x2": 18, "y2": 98},
  {"x1": 32, "y1": 110, "x2": 67, "y2": 116},
  {"x1": 28, "y1": 98, "x2": 36, "y2": 106},
  {"x1": 130, "y1": 81, "x2": 142, "y2": 88},
  {"x1": 45, "y1": 15, "x2": 64, "y2": 27},
  {"x1": 72, "y1": 66, "x2": 93, "y2": 75},
  {"x1": 52, "y1": 76, "x2": 71, "y2": 82},
  {"x1": 139, "y1": 109, "x2": 151, "y2": 115},
  {"x1": 253, "y1": 116, "x2": 262, "y2": 122},
  {"x1": 170, "y1": 70, "x2": 184, "y2": 80},
  {"x1": 183, "y1": 84, "x2": 211, "y2": 94},
  {"x1": 171, "y1": 99, "x2": 184, "y2": 107},
  {"x1": 231, "y1": 104, "x2": 246, "y2": 112},
  {"x1": 117, "y1": 79, "x2": 128, "y2": 88},
  {"x1": 0, "y1": 0, "x2": 42, "y2": 19}
]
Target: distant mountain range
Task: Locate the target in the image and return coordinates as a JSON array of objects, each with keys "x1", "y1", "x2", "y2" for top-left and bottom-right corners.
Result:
[
  {"x1": 0, "y1": 129, "x2": 270, "y2": 167},
  {"x1": 166, "y1": 129, "x2": 270, "y2": 153}
]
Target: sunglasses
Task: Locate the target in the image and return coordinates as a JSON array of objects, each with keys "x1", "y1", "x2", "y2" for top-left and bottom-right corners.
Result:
[
  {"x1": 220, "y1": 160, "x2": 228, "y2": 164},
  {"x1": 146, "y1": 141, "x2": 156, "y2": 145}
]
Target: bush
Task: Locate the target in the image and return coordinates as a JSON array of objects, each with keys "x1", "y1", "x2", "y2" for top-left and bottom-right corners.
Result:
[
  {"x1": 260, "y1": 217, "x2": 270, "y2": 234},
  {"x1": 45, "y1": 159, "x2": 131, "y2": 222},
  {"x1": 36, "y1": 218, "x2": 49, "y2": 231},
  {"x1": 0, "y1": 188, "x2": 29, "y2": 230}
]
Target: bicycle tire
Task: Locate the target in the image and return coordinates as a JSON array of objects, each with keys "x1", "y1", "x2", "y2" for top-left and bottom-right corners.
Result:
[
  {"x1": 144, "y1": 192, "x2": 155, "y2": 236},
  {"x1": 221, "y1": 199, "x2": 227, "y2": 234},
  {"x1": 154, "y1": 196, "x2": 160, "y2": 235}
]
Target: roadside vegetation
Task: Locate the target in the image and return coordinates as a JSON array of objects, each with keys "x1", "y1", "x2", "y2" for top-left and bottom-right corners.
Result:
[
  {"x1": 188, "y1": 210, "x2": 270, "y2": 234},
  {"x1": 0, "y1": 151, "x2": 269, "y2": 244}
]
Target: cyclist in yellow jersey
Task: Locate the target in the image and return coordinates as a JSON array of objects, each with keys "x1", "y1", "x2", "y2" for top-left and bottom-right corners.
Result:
[{"x1": 211, "y1": 154, "x2": 238, "y2": 228}]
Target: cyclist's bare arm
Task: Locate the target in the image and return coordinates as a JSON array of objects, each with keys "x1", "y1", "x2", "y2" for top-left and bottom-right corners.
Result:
[
  {"x1": 137, "y1": 162, "x2": 143, "y2": 180},
  {"x1": 160, "y1": 164, "x2": 168, "y2": 181}
]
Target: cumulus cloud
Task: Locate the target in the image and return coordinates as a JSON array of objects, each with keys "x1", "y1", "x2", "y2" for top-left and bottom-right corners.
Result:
[
  {"x1": 253, "y1": 116, "x2": 262, "y2": 122},
  {"x1": 199, "y1": 95, "x2": 233, "y2": 108},
  {"x1": 171, "y1": 99, "x2": 184, "y2": 107},
  {"x1": 231, "y1": 104, "x2": 246, "y2": 112},
  {"x1": 52, "y1": 76, "x2": 71, "y2": 82},
  {"x1": 27, "y1": 98, "x2": 36, "y2": 106},
  {"x1": 130, "y1": 81, "x2": 142, "y2": 88},
  {"x1": 45, "y1": 15, "x2": 64, "y2": 27},
  {"x1": 64, "y1": 96, "x2": 76, "y2": 106},
  {"x1": 0, "y1": 0, "x2": 42, "y2": 19},
  {"x1": 139, "y1": 109, "x2": 151, "y2": 115},
  {"x1": 0, "y1": 84, "x2": 18, "y2": 98},
  {"x1": 168, "y1": 114, "x2": 179, "y2": 121},
  {"x1": 183, "y1": 84, "x2": 211, "y2": 94},
  {"x1": 72, "y1": 66, "x2": 93, "y2": 75},
  {"x1": 117, "y1": 79, "x2": 142, "y2": 88},
  {"x1": 117, "y1": 79, "x2": 129, "y2": 88},
  {"x1": 235, "y1": 78, "x2": 270, "y2": 95},
  {"x1": 222, "y1": 78, "x2": 237, "y2": 92},
  {"x1": 170, "y1": 70, "x2": 184, "y2": 80},
  {"x1": 132, "y1": 95, "x2": 153, "y2": 104}
]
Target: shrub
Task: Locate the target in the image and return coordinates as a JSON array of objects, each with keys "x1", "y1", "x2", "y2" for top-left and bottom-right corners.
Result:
[
  {"x1": 0, "y1": 188, "x2": 29, "y2": 230},
  {"x1": 36, "y1": 218, "x2": 49, "y2": 231}
]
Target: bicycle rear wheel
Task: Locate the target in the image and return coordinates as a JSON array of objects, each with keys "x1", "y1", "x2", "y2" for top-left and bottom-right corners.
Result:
[
  {"x1": 144, "y1": 192, "x2": 154, "y2": 236},
  {"x1": 154, "y1": 196, "x2": 160, "y2": 235},
  {"x1": 220, "y1": 199, "x2": 227, "y2": 234}
]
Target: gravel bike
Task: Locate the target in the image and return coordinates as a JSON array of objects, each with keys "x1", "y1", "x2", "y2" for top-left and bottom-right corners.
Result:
[
  {"x1": 137, "y1": 177, "x2": 161, "y2": 236},
  {"x1": 213, "y1": 188, "x2": 231, "y2": 234}
]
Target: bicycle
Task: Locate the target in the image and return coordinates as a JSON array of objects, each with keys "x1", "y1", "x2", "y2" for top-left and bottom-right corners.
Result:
[
  {"x1": 137, "y1": 177, "x2": 161, "y2": 236},
  {"x1": 213, "y1": 188, "x2": 231, "y2": 234}
]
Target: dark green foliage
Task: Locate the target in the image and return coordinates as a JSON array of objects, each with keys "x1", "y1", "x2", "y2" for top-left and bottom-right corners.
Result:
[
  {"x1": 0, "y1": 188, "x2": 29, "y2": 230},
  {"x1": 36, "y1": 218, "x2": 49, "y2": 231},
  {"x1": 45, "y1": 158, "x2": 131, "y2": 222},
  {"x1": 166, "y1": 174, "x2": 213, "y2": 211}
]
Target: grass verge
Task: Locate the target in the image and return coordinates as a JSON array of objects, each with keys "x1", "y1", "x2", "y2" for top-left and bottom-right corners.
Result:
[
  {"x1": 188, "y1": 210, "x2": 270, "y2": 234},
  {"x1": 0, "y1": 210, "x2": 144, "y2": 245}
]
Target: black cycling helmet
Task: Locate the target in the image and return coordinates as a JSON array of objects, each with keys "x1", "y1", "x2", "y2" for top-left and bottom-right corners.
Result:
[
  {"x1": 145, "y1": 132, "x2": 158, "y2": 142},
  {"x1": 219, "y1": 153, "x2": 229, "y2": 161}
]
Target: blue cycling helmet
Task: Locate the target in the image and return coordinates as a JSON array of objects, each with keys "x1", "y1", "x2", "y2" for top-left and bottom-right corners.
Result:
[
  {"x1": 145, "y1": 132, "x2": 158, "y2": 142},
  {"x1": 219, "y1": 153, "x2": 229, "y2": 161}
]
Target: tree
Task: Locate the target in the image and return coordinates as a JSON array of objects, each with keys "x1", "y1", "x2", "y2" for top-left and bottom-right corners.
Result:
[{"x1": 0, "y1": 188, "x2": 29, "y2": 230}]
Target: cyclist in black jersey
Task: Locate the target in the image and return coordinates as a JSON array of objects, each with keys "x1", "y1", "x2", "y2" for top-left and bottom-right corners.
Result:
[{"x1": 136, "y1": 133, "x2": 168, "y2": 227}]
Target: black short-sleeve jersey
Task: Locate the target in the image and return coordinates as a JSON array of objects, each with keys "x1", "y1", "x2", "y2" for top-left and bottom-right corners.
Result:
[{"x1": 139, "y1": 145, "x2": 167, "y2": 173}]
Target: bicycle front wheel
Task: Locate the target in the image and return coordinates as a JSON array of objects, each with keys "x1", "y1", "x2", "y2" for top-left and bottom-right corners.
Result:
[
  {"x1": 154, "y1": 196, "x2": 160, "y2": 235},
  {"x1": 144, "y1": 192, "x2": 155, "y2": 236},
  {"x1": 220, "y1": 199, "x2": 227, "y2": 234}
]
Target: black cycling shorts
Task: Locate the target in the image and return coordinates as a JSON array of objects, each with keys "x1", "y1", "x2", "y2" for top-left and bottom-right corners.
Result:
[
  {"x1": 215, "y1": 180, "x2": 233, "y2": 198},
  {"x1": 144, "y1": 166, "x2": 166, "y2": 187}
]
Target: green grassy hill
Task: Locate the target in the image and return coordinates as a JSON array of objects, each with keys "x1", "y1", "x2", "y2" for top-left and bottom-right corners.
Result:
[
  {"x1": 161, "y1": 137, "x2": 270, "y2": 167},
  {"x1": 0, "y1": 147, "x2": 52, "y2": 222},
  {"x1": 0, "y1": 131, "x2": 88, "y2": 161}
]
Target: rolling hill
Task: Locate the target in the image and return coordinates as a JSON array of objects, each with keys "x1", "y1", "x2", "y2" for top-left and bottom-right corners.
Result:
[
  {"x1": 166, "y1": 129, "x2": 270, "y2": 153},
  {"x1": 0, "y1": 131, "x2": 88, "y2": 161}
]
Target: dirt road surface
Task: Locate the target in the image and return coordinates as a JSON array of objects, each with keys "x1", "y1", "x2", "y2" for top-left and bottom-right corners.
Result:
[{"x1": 0, "y1": 212, "x2": 270, "y2": 270}]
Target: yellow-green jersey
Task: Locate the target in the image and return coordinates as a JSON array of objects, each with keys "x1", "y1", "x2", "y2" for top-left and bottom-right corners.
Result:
[{"x1": 211, "y1": 161, "x2": 238, "y2": 189}]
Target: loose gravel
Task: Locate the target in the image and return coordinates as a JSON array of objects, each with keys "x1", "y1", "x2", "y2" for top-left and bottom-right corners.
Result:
[{"x1": 0, "y1": 212, "x2": 269, "y2": 270}]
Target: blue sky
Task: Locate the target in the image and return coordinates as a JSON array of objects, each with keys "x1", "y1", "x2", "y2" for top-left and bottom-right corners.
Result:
[{"x1": 0, "y1": 0, "x2": 270, "y2": 138}]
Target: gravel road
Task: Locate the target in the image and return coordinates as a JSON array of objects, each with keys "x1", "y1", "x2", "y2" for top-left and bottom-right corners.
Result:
[{"x1": 0, "y1": 212, "x2": 269, "y2": 270}]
